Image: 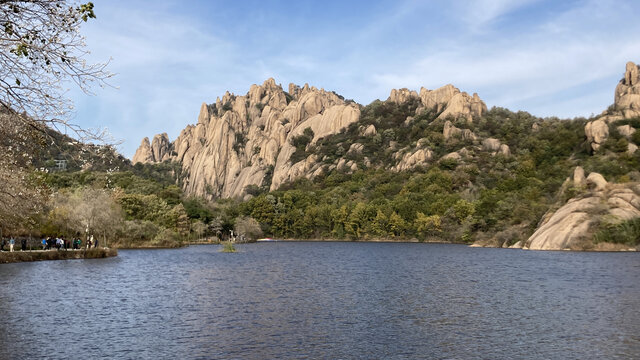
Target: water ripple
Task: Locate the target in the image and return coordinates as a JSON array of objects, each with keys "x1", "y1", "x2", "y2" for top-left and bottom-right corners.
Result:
[{"x1": 0, "y1": 243, "x2": 639, "y2": 359}]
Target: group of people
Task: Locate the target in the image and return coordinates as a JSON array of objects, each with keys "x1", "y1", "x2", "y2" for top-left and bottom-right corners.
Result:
[
  {"x1": 0, "y1": 237, "x2": 26, "y2": 252},
  {"x1": 41, "y1": 234, "x2": 98, "y2": 251},
  {"x1": 0, "y1": 234, "x2": 101, "y2": 252}
]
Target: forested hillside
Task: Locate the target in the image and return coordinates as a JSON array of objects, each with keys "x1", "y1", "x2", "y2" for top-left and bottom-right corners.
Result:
[{"x1": 5, "y1": 63, "x2": 640, "y2": 250}]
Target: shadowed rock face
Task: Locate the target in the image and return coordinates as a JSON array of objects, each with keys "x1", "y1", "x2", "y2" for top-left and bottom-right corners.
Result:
[{"x1": 133, "y1": 79, "x2": 487, "y2": 199}]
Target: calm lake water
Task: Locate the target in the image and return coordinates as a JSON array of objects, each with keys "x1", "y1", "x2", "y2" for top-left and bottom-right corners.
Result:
[{"x1": 0, "y1": 242, "x2": 638, "y2": 359}]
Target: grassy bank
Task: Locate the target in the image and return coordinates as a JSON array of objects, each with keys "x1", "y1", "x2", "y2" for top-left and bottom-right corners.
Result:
[{"x1": 0, "y1": 248, "x2": 118, "y2": 264}]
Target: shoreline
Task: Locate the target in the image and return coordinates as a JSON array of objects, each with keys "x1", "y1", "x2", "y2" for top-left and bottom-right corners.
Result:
[
  {"x1": 0, "y1": 248, "x2": 118, "y2": 264},
  {"x1": 264, "y1": 238, "x2": 466, "y2": 244}
]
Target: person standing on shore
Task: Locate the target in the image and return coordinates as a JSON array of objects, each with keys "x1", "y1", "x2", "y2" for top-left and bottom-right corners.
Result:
[
  {"x1": 42, "y1": 237, "x2": 47, "y2": 250},
  {"x1": 9, "y1": 237, "x2": 15, "y2": 252},
  {"x1": 21, "y1": 238, "x2": 27, "y2": 251},
  {"x1": 1, "y1": 238, "x2": 5, "y2": 251}
]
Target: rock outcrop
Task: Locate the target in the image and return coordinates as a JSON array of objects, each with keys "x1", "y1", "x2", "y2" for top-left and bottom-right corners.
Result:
[
  {"x1": 388, "y1": 84, "x2": 487, "y2": 122},
  {"x1": 132, "y1": 137, "x2": 153, "y2": 164},
  {"x1": 361, "y1": 124, "x2": 377, "y2": 136},
  {"x1": 388, "y1": 88, "x2": 418, "y2": 105},
  {"x1": 133, "y1": 79, "x2": 361, "y2": 198},
  {"x1": 132, "y1": 133, "x2": 172, "y2": 164},
  {"x1": 585, "y1": 61, "x2": 640, "y2": 151},
  {"x1": 443, "y1": 121, "x2": 477, "y2": 141},
  {"x1": 393, "y1": 148, "x2": 433, "y2": 172},
  {"x1": 523, "y1": 171, "x2": 640, "y2": 250},
  {"x1": 482, "y1": 138, "x2": 510, "y2": 156},
  {"x1": 615, "y1": 61, "x2": 640, "y2": 118},
  {"x1": 418, "y1": 85, "x2": 487, "y2": 122},
  {"x1": 585, "y1": 119, "x2": 609, "y2": 151},
  {"x1": 134, "y1": 79, "x2": 487, "y2": 199}
]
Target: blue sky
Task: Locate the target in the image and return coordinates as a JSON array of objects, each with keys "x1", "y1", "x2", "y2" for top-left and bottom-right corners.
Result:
[{"x1": 69, "y1": 0, "x2": 640, "y2": 158}]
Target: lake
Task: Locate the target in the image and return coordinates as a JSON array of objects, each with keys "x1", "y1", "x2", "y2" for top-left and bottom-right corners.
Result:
[{"x1": 0, "y1": 242, "x2": 638, "y2": 359}]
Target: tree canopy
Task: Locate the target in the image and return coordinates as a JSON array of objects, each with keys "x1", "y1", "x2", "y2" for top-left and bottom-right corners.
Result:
[{"x1": 0, "y1": 1, "x2": 112, "y2": 138}]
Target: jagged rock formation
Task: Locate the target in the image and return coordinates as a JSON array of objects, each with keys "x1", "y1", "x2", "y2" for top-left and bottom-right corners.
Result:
[
  {"x1": 523, "y1": 170, "x2": 640, "y2": 250},
  {"x1": 388, "y1": 88, "x2": 418, "y2": 105},
  {"x1": 586, "y1": 61, "x2": 640, "y2": 151},
  {"x1": 389, "y1": 84, "x2": 487, "y2": 122},
  {"x1": 134, "y1": 79, "x2": 487, "y2": 198},
  {"x1": 615, "y1": 61, "x2": 640, "y2": 118},
  {"x1": 132, "y1": 133, "x2": 172, "y2": 164},
  {"x1": 133, "y1": 79, "x2": 361, "y2": 198}
]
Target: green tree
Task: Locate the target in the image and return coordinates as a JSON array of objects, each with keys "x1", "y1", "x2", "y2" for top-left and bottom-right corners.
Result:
[
  {"x1": 331, "y1": 204, "x2": 349, "y2": 238},
  {"x1": 388, "y1": 211, "x2": 406, "y2": 237},
  {"x1": 165, "y1": 204, "x2": 190, "y2": 236},
  {"x1": 414, "y1": 212, "x2": 442, "y2": 238},
  {"x1": 452, "y1": 199, "x2": 475, "y2": 223},
  {"x1": 346, "y1": 202, "x2": 368, "y2": 239},
  {"x1": 370, "y1": 210, "x2": 389, "y2": 237}
]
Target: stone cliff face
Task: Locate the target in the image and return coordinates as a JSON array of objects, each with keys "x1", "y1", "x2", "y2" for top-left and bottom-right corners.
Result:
[
  {"x1": 134, "y1": 79, "x2": 361, "y2": 198},
  {"x1": 585, "y1": 61, "x2": 640, "y2": 151},
  {"x1": 134, "y1": 80, "x2": 487, "y2": 199}
]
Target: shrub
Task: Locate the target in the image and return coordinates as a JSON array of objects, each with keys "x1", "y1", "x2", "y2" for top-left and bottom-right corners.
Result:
[
  {"x1": 221, "y1": 241, "x2": 237, "y2": 252},
  {"x1": 594, "y1": 217, "x2": 640, "y2": 246},
  {"x1": 233, "y1": 133, "x2": 247, "y2": 153}
]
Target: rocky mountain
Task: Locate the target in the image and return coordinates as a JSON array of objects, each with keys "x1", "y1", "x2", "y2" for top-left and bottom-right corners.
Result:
[
  {"x1": 129, "y1": 62, "x2": 640, "y2": 251},
  {"x1": 133, "y1": 79, "x2": 487, "y2": 199}
]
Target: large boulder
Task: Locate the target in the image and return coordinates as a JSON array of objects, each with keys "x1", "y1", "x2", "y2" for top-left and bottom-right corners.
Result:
[
  {"x1": 573, "y1": 166, "x2": 586, "y2": 186},
  {"x1": 585, "y1": 119, "x2": 609, "y2": 151},
  {"x1": 524, "y1": 173, "x2": 640, "y2": 251}
]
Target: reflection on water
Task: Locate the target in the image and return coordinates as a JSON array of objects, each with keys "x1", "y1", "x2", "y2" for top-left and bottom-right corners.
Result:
[{"x1": 0, "y1": 243, "x2": 639, "y2": 359}]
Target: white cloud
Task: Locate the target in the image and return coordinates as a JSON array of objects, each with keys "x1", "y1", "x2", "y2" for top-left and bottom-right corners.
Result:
[{"x1": 456, "y1": 0, "x2": 543, "y2": 30}]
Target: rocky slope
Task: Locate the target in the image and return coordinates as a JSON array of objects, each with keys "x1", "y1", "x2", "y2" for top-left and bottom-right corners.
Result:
[
  {"x1": 521, "y1": 167, "x2": 640, "y2": 251},
  {"x1": 133, "y1": 80, "x2": 487, "y2": 199}
]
